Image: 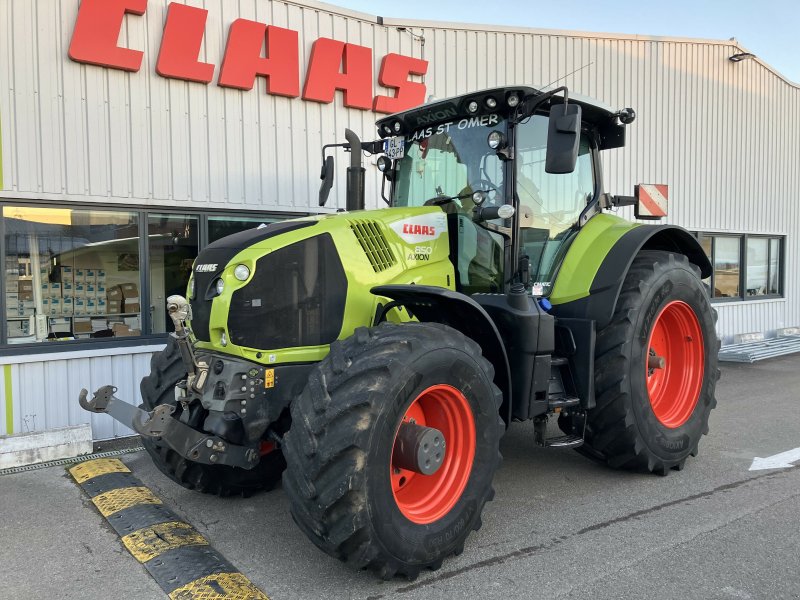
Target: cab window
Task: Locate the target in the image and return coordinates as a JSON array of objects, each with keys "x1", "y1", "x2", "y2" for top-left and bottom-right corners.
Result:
[{"x1": 516, "y1": 115, "x2": 595, "y2": 295}]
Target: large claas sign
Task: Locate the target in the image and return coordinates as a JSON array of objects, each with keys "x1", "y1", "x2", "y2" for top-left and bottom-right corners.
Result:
[{"x1": 68, "y1": 0, "x2": 428, "y2": 114}]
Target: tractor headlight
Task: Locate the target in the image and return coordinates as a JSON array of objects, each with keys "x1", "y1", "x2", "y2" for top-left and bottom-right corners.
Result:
[
  {"x1": 220, "y1": 332, "x2": 228, "y2": 347},
  {"x1": 487, "y1": 130, "x2": 507, "y2": 150},
  {"x1": 497, "y1": 204, "x2": 516, "y2": 219},
  {"x1": 507, "y1": 93, "x2": 520, "y2": 107},
  {"x1": 233, "y1": 264, "x2": 250, "y2": 281},
  {"x1": 467, "y1": 100, "x2": 479, "y2": 114},
  {"x1": 188, "y1": 278, "x2": 195, "y2": 299},
  {"x1": 393, "y1": 121, "x2": 402, "y2": 133},
  {"x1": 377, "y1": 156, "x2": 392, "y2": 173},
  {"x1": 215, "y1": 278, "x2": 225, "y2": 295},
  {"x1": 485, "y1": 96, "x2": 497, "y2": 109},
  {"x1": 472, "y1": 191, "x2": 487, "y2": 205}
]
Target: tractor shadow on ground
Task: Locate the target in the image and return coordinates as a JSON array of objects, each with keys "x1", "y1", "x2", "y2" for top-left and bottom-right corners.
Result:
[{"x1": 126, "y1": 420, "x2": 683, "y2": 599}]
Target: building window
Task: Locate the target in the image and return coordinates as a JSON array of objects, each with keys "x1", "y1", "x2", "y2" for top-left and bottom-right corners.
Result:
[
  {"x1": 713, "y1": 236, "x2": 741, "y2": 298},
  {"x1": 1, "y1": 203, "x2": 301, "y2": 348},
  {"x1": 148, "y1": 214, "x2": 199, "y2": 334},
  {"x1": 208, "y1": 215, "x2": 279, "y2": 243},
  {"x1": 3, "y1": 206, "x2": 141, "y2": 343},
  {"x1": 695, "y1": 232, "x2": 784, "y2": 302}
]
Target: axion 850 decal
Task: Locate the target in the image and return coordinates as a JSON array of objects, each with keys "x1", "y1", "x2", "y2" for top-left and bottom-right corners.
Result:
[{"x1": 388, "y1": 212, "x2": 448, "y2": 264}]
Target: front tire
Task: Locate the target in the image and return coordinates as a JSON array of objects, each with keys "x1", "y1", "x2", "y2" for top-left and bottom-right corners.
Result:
[
  {"x1": 282, "y1": 323, "x2": 504, "y2": 579},
  {"x1": 582, "y1": 251, "x2": 720, "y2": 474},
  {"x1": 140, "y1": 338, "x2": 286, "y2": 496}
]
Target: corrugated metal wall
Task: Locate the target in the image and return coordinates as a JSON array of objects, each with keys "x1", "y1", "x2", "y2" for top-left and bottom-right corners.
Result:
[
  {"x1": 0, "y1": 1, "x2": 798, "y2": 437},
  {"x1": 0, "y1": 345, "x2": 163, "y2": 438}
]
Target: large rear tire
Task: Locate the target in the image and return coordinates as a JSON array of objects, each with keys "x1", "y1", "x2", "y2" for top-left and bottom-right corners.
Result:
[
  {"x1": 580, "y1": 251, "x2": 720, "y2": 474},
  {"x1": 282, "y1": 323, "x2": 504, "y2": 579},
  {"x1": 140, "y1": 338, "x2": 286, "y2": 496}
]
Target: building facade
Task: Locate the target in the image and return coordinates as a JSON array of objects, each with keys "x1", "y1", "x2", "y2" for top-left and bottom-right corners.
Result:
[{"x1": 1, "y1": 0, "x2": 797, "y2": 439}]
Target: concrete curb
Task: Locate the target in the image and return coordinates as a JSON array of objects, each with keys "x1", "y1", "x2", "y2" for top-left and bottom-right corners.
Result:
[{"x1": 0, "y1": 424, "x2": 93, "y2": 469}]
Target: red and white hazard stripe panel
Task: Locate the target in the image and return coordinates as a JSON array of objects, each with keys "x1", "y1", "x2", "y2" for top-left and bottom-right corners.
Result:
[{"x1": 635, "y1": 184, "x2": 669, "y2": 219}]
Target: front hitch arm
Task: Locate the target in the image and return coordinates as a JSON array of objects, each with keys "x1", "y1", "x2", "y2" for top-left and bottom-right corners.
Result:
[
  {"x1": 78, "y1": 386, "x2": 260, "y2": 470},
  {"x1": 79, "y1": 385, "x2": 143, "y2": 432}
]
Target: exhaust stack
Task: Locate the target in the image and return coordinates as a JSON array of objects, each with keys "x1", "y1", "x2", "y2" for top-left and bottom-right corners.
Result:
[{"x1": 344, "y1": 128, "x2": 365, "y2": 211}]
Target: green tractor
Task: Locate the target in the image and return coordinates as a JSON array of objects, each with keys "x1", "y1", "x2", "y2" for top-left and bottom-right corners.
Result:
[{"x1": 79, "y1": 85, "x2": 719, "y2": 579}]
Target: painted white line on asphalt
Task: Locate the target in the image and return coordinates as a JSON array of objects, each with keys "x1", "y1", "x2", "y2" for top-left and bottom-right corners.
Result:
[{"x1": 749, "y1": 447, "x2": 800, "y2": 471}]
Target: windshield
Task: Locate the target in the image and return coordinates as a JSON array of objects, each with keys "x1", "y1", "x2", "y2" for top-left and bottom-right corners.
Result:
[{"x1": 394, "y1": 115, "x2": 506, "y2": 209}]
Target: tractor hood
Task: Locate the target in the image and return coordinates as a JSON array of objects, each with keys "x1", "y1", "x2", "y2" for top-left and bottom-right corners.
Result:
[{"x1": 187, "y1": 207, "x2": 455, "y2": 365}]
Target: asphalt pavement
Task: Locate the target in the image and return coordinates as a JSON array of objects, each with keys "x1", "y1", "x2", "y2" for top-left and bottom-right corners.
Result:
[{"x1": 2, "y1": 354, "x2": 799, "y2": 600}]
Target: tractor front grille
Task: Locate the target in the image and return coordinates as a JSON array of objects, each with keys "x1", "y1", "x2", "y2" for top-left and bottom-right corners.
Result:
[
  {"x1": 227, "y1": 234, "x2": 347, "y2": 350},
  {"x1": 188, "y1": 220, "x2": 316, "y2": 342},
  {"x1": 350, "y1": 220, "x2": 397, "y2": 272}
]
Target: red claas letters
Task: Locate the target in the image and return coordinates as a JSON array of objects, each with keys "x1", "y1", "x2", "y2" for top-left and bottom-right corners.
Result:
[{"x1": 68, "y1": 0, "x2": 429, "y2": 114}]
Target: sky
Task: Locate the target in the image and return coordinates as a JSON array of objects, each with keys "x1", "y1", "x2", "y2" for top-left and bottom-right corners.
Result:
[{"x1": 328, "y1": 0, "x2": 800, "y2": 83}]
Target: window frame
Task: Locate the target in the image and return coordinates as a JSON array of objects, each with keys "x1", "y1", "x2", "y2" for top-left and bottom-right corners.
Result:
[
  {"x1": 0, "y1": 199, "x2": 306, "y2": 354},
  {"x1": 694, "y1": 231, "x2": 785, "y2": 303}
]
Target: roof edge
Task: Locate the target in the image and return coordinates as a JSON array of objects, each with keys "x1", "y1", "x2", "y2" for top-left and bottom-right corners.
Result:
[{"x1": 281, "y1": 0, "x2": 800, "y2": 90}]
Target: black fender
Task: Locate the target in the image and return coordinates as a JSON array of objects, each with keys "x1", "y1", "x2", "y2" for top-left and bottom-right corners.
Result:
[
  {"x1": 371, "y1": 285, "x2": 513, "y2": 426},
  {"x1": 551, "y1": 224, "x2": 712, "y2": 329}
]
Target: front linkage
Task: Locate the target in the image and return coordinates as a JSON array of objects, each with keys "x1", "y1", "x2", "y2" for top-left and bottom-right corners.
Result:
[{"x1": 78, "y1": 295, "x2": 260, "y2": 470}]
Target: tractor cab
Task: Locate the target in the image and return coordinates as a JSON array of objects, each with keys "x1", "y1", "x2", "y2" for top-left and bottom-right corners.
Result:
[{"x1": 374, "y1": 86, "x2": 632, "y2": 297}]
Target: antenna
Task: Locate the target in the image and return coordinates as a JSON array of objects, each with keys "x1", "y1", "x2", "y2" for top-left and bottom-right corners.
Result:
[{"x1": 540, "y1": 61, "x2": 594, "y2": 91}]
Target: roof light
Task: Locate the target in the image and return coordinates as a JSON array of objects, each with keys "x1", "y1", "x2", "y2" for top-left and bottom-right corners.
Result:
[{"x1": 616, "y1": 107, "x2": 637, "y2": 125}]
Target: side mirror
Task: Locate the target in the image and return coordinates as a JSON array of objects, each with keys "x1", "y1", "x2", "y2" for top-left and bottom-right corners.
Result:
[
  {"x1": 318, "y1": 155, "x2": 334, "y2": 207},
  {"x1": 545, "y1": 103, "x2": 582, "y2": 174}
]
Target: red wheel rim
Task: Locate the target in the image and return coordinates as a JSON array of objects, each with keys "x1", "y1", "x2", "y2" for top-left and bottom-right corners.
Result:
[
  {"x1": 646, "y1": 300, "x2": 705, "y2": 428},
  {"x1": 391, "y1": 385, "x2": 476, "y2": 525}
]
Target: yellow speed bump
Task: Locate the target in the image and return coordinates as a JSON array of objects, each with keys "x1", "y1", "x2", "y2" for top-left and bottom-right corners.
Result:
[
  {"x1": 122, "y1": 521, "x2": 209, "y2": 563},
  {"x1": 169, "y1": 572, "x2": 270, "y2": 600},
  {"x1": 69, "y1": 457, "x2": 131, "y2": 483},
  {"x1": 92, "y1": 485, "x2": 162, "y2": 517},
  {"x1": 69, "y1": 458, "x2": 270, "y2": 599}
]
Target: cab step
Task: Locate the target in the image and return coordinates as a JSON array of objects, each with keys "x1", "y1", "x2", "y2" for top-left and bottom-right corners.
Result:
[
  {"x1": 548, "y1": 395, "x2": 580, "y2": 411},
  {"x1": 533, "y1": 414, "x2": 585, "y2": 449},
  {"x1": 544, "y1": 434, "x2": 584, "y2": 448}
]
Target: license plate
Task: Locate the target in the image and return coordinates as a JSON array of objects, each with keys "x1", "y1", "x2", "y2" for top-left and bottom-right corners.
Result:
[{"x1": 384, "y1": 136, "x2": 405, "y2": 160}]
